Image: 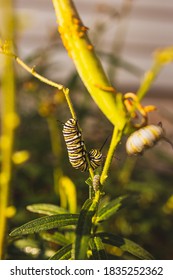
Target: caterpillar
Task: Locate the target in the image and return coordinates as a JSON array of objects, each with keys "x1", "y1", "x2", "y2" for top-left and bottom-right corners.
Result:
[
  {"x1": 88, "y1": 149, "x2": 103, "y2": 170},
  {"x1": 62, "y1": 118, "x2": 103, "y2": 171},
  {"x1": 62, "y1": 118, "x2": 88, "y2": 172},
  {"x1": 126, "y1": 123, "x2": 173, "y2": 155}
]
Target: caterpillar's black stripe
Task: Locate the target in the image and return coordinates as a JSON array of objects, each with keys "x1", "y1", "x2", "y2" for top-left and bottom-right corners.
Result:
[{"x1": 62, "y1": 118, "x2": 103, "y2": 172}]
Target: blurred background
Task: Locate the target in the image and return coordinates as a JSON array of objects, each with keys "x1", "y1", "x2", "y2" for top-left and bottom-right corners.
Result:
[{"x1": 1, "y1": 0, "x2": 173, "y2": 259}]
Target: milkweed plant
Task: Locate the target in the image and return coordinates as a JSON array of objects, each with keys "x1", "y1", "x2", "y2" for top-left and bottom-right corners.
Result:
[{"x1": 1, "y1": 0, "x2": 173, "y2": 260}]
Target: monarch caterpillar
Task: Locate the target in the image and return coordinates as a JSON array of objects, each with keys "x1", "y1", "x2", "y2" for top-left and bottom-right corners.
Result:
[
  {"x1": 88, "y1": 149, "x2": 103, "y2": 170},
  {"x1": 126, "y1": 123, "x2": 173, "y2": 156},
  {"x1": 62, "y1": 118, "x2": 103, "y2": 171},
  {"x1": 62, "y1": 118, "x2": 88, "y2": 172}
]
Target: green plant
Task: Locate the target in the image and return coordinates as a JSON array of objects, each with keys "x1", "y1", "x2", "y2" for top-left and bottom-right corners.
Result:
[
  {"x1": 0, "y1": 0, "x2": 18, "y2": 259},
  {"x1": 1, "y1": 0, "x2": 173, "y2": 260}
]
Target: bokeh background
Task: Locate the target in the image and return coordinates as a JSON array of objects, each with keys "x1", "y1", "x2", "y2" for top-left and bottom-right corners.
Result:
[{"x1": 1, "y1": 0, "x2": 173, "y2": 259}]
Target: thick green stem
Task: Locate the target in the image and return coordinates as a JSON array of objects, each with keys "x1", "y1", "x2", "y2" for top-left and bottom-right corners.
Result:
[
  {"x1": 100, "y1": 126, "x2": 124, "y2": 186},
  {"x1": 0, "y1": 0, "x2": 16, "y2": 259}
]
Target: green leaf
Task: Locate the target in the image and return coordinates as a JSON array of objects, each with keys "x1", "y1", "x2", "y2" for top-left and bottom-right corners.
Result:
[
  {"x1": 74, "y1": 197, "x2": 99, "y2": 260},
  {"x1": 26, "y1": 203, "x2": 67, "y2": 215},
  {"x1": 90, "y1": 236, "x2": 107, "y2": 260},
  {"x1": 98, "y1": 232, "x2": 154, "y2": 260},
  {"x1": 49, "y1": 244, "x2": 72, "y2": 260},
  {"x1": 85, "y1": 177, "x2": 92, "y2": 187},
  {"x1": 96, "y1": 195, "x2": 128, "y2": 223},
  {"x1": 9, "y1": 214, "x2": 79, "y2": 237},
  {"x1": 40, "y1": 232, "x2": 70, "y2": 246}
]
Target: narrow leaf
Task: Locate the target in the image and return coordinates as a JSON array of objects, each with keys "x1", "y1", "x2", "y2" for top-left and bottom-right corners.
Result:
[
  {"x1": 98, "y1": 232, "x2": 154, "y2": 260},
  {"x1": 26, "y1": 203, "x2": 67, "y2": 216},
  {"x1": 85, "y1": 177, "x2": 92, "y2": 187},
  {"x1": 74, "y1": 199, "x2": 93, "y2": 260},
  {"x1": 49, "y1": 244, "x2": 72, "y2": 260},
  {"x1": 58, "y1": 176, "x2": 77, "y2": 213},
  {"x1": 96, "y1": 195, "x2": 128, "y2": 223},
  {"x1": 74, "y1": 195, "x2": 99, "y2": 260},
  {"x1": 9, "y1": 214, "x2": 79, "y2": 237},
  {"x1": 90, "y1": 236, "x2": 107, "y2": 260}
]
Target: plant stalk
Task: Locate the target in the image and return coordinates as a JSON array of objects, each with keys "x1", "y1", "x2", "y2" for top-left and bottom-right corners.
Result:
[
  {"x1": 0, "y1": 0, "x2": 16, "y2": 259},
  {"x1": 100, "y1": 126, "x2": 124, "y2": 186}
]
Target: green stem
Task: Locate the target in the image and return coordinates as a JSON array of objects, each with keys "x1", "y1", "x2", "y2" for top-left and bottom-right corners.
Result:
[
  {"x1": 100, "y1": 126, "x2": 124, "y2": 186},
  {"x1": 63, "y1": 88, "x2": 76, "y2": 119},
  {"x1": 91, "y1": 190, "x2": 100, "y2": 210},
  {"x1": 0, "y1": 0, "x2": 16, "y2": 259},
  {"x1": 136, "y1": 61, "x2": 162, "y2": 101},
  {"x1": 0, "y1": 50, "x2": 65, "y2": 92},
  {"x1": 137, "y1": 47, "x2": 173, "y2": 101}
]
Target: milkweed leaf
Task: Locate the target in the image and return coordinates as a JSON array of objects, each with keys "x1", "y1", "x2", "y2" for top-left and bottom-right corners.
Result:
[
  {"x1": 27, "y1": 203, "x2": 68, "y2": 216},
  {"x1": 74, "y1": 196, "x2": 99, "y2": 260},
  {"x1": 98, "y1": 232, "x2": 154, "y2": 260},
  {"x1": 10, "y1": 214, "x2": 79, "y2": 237},
  {"x1": 96, "y1": 195, "x2": 128, "y2": 223},
  {"x1": 49, "y1": 244, "x2": 72, "y2": 260},
  {"x1": 90, "y1": 236, "x2": 107, "y2": 260}
]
